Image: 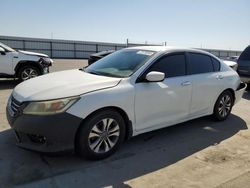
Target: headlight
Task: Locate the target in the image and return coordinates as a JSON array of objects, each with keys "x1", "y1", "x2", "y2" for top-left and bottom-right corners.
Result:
[{"x1": 23, "y1": 97, "x2": 79, "y2": 115}]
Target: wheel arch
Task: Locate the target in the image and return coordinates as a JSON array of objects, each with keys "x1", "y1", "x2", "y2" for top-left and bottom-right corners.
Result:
[
  {"x1": 213, "y1": 88, "x2": 236, "y2": 112},
  {"x1": 74, "y1": 106, "x2": 133, "y2": 147},
  {"x1": 14, "y1": 60, "x2": 43, "y2": 76}
]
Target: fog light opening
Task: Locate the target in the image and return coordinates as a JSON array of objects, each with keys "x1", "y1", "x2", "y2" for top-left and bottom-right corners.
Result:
[{"x1": 28, "y1": 134, "x2": 47, "y2": 144}]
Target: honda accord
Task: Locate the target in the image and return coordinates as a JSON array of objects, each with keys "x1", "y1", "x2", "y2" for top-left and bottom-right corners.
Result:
[{"x1": 6, "y1": 46, "x2": 246, "y2": 160}]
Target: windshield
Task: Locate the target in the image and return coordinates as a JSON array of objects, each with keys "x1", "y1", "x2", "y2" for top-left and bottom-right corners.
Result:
[
  {"x1": 85, "y1": 49, "x2": 155, "y2": 78},
  {"x1": 0, "y1": 42, "x2": 15, "y2": 52}
]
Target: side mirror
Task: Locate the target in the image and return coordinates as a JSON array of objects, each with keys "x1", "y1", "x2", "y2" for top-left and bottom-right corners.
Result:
[
  {"x1": 145, "y1": 71, "x2": 165, "y2": 82},
  {"x1": 0, "y1": 47, "x2": 6, "y2": 55}
]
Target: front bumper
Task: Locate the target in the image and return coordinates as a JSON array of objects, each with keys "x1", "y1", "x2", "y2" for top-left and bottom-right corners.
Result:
[
  {"x1": 6, "y1": 102, "x2": 82, "y2": 153},
  {"x1": 40, "y1": 58, "x2": 53, "y2": 75},
  {"x1": 42, "y1": 66, "x2": 50, "y2": 74}
]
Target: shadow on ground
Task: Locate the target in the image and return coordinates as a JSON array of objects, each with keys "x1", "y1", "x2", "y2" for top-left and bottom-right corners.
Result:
[
  {"x1": 243, "y1": 91, "x2": 250, "y2": 100},
  {"x1": 0, "y1": 114, "x2": 247, "y2": 187},
  {"x1": 0, "y1": 79, "x2": 18, "y2": 90}
]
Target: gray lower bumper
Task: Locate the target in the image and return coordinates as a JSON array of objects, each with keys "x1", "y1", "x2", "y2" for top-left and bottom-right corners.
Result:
[{"x1": 7, "y1": 110, "x2": 82, "y2": 153}]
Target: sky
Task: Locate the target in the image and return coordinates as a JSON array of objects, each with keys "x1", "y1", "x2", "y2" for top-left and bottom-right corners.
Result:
[{"x1": 0, "y1": 0, "x2": 249, "y2": 51}]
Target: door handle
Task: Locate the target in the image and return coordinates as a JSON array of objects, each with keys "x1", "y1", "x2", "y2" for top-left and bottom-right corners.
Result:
[
  {"x1": 216, "y1": 75, "x2": 223, "y2": 80},
  {"x1": 181, "y1": 81, "x2": 191, "y2": 86}
]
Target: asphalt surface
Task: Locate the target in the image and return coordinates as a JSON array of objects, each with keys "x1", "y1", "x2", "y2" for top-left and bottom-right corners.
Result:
[{"x1": 0, "y1": 59, "x2": 250, "y2": 188}]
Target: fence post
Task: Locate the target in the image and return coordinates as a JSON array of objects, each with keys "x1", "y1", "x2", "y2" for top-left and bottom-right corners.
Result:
[
  {"x1": 115, "y1": 45, "x2": 117, "y2": 51},
  {"x1": 50, "y1": 41, "x2": 53, "y2": 58},
  {"x1": 96, "y1": 44, "x2": 98, "y2": 53},
  {"x1": 23, "y1": 40, "x2": 26, "y2": 50},
  {"x1": 74, "y1": 42, "x2": 76, "y2": 58}
]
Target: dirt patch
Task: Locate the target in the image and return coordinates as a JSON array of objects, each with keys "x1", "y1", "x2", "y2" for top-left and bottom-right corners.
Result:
[{"x1": 195, "y1": 148, "x2": 235, "y2": 164}]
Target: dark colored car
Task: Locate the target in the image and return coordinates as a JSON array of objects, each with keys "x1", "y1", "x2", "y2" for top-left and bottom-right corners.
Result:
[
  {"x1": 88, "y1": 50, "x2": 115, "y2": 65},
  {"x1": 237, "y1": 45, "x2": 250, "y2": 90}
]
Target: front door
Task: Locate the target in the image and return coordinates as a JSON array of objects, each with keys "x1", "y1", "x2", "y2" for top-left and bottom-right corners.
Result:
[{"x1": 134, "y1": 53, "x2": 192, "y2": 131}]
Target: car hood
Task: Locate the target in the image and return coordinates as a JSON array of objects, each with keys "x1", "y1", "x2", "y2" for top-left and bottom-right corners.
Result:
[
  {"x1": 18, "y1": 50, "x2": 48, "y2": 58},
  {"x1": 12, "y1": 69, "x2": 121, "y2": 102}
]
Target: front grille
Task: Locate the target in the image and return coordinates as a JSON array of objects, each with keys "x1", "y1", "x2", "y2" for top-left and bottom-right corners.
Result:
[{"x1": 10, "y1": 97, "x2": 22, "y2": 116}]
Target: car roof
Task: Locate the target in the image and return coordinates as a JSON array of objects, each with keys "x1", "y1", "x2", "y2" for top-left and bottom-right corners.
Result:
[{"x1": 126, "y1": 46, "x2": 213, "y2": 56}]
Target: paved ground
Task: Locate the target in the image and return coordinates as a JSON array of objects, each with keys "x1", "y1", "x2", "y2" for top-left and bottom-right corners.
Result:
[{"x1": 0, "y1": 59, "x2": 250, "y2": 188}]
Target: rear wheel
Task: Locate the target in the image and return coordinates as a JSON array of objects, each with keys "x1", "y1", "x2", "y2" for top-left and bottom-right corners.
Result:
[
  {"x1": 17, "y1": 65, "x2": 41, "y2": 81},
  {"x1": 76, "y1": 109, "x2": 126, "y2": 160},
  {"x1": 246, "y1": 83, "x2": 250, "y2": 91},
  {"x1": 213, "y1": 90, "x2": 234, "y2": 121}
]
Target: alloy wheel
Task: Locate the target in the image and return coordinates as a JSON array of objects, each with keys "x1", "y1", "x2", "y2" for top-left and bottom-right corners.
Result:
[
  {"x1": 88, "y1": 118, "x2": 120, "y2": 153},
  {"x1": 218, "y1": 94, "x2": 232, "y2": 118},
  {"x1": 21, "y1": 68, "x2": 38, "y2": 81}
]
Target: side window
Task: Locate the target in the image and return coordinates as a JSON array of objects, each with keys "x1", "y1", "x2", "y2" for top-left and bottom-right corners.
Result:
[
  {"x1": 188, "y1": 53, "x2": 214, "y2": 74},
  {"x1": 148, "y1": 54, "x2": 186, "y2": 78},
  {"x1": 211, "y1": 57, "x2": 220, "y2": 71}
]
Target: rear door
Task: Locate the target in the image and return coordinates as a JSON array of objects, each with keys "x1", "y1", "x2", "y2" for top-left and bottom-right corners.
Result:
[
  {"x1": 186, "y1": 52, "x2": 222, "y2": 117},
  {"x1": 0, "y1": 50, "x2": 14, "y2": 75}
]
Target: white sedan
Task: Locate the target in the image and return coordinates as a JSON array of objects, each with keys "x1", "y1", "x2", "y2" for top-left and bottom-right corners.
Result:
[{"x1": 7, "y1": 46, "x2": 246, "y2": 160}]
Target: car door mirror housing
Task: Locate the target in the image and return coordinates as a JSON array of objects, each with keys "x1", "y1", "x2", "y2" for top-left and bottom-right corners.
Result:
[
  {"x1": 145, "y1": 71, "x2": 165, "y2": 82},
  {"x1": 0, "y1": 47, "x2": 6, "y2": 55}
]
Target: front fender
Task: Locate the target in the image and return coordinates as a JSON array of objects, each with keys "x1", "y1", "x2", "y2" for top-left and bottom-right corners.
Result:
[
  {"x1": 14, "y1": 60, "x2": 44, "y2": 75},
  {"x1": 66, "y1": 84, "x2": 135, "y2": 129}
]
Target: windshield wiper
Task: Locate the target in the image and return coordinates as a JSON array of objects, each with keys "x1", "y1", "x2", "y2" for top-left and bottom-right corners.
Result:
[
  {"x1": 99, "y1": 72, "x2": 123, "y2": 78},
  {"x1": 84, "y1": 69, "x2": 124, "y2": 78},
  {"x1": 86, "y1": 70, "x2": 102, "y2": 76}
]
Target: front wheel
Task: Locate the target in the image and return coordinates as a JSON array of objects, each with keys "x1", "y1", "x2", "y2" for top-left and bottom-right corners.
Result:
[
  {"x1": 76, "y1": 109, "x2": 126, "y2": 160},
  {"x1": 17, "y1": 65, "x2": 41, "y2": 81},
  {"x1": 213, "y1": 90, "x2": 234, "y2": 121}
]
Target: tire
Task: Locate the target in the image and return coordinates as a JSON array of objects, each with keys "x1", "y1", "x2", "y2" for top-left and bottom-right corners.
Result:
[
  {"x1": 76, "y1": 109, "x2": 126, "y2": 160},
  {"x1": 246, "y1": 83, "x2": 250, "y2": 91},
  {"x1": 17, "y1": 65, "x2": 41, "y2": 81},
  {"x1": 213, "y1": 90, "x2": 234, "y2": 121}
]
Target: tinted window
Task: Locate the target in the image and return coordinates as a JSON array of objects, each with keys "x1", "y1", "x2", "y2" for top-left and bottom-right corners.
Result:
[
  {"x1": 211, "y1": 57, "x2": 220, "y2": 71},
  {"x1": 188, "y1": 53, "x2": 214, "y2": 74},
  {"x1": 239, "y1": 46, "x2": 250, "y2": 61},
  {"x1": 149, "y1": 54, "x2": 186, "y2": 78}
]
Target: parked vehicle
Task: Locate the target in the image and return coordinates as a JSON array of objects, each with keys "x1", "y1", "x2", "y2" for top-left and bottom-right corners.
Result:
[
  {"x1": 226, "y1": 56, "x2": 239, "y2": 62},
  {"x1": 223, "y1": 60, "x2": 238, "y2": 71},
  {"x1": 237, "y1": 45, "x2": 250, "y2": 90},
  {"x1": 88, "y1": 50, "x2": 115, "y2": 65},
  {"x1": 6, "y1": 46, "x2": 246, "y2": 160},
  {"x1": 0, "y1": 42, "x2": 53, "y2": 81}
]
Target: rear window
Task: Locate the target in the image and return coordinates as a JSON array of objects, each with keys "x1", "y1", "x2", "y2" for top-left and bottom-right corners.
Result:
[{"x1": 239, "y1": 46, "x2": 250, "y2": 61}]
